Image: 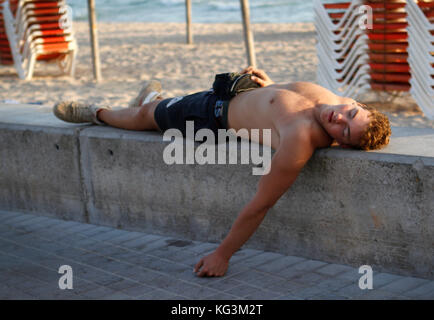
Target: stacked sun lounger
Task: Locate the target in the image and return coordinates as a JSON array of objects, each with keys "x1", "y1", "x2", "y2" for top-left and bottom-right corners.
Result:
[
  {"x1": 1, "y1": 0, "x2": 77, "y2": 80},
  {"x1": 0, "y1": 0, "x2": 16, "y2": 65},
  {"x1": 315, "y1": 0, "x2": 410, "y2": 98},
  {"x1": 406, "y1": 0, "x2": 434, "y2": 120}
]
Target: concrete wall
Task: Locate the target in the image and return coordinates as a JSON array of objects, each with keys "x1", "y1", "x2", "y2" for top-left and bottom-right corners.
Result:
[{"x1": 0, "y1": 120, "x2": 433, "y2": 279}]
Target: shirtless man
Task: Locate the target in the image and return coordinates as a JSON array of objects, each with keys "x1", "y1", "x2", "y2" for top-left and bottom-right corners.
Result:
[{"x1": 53, "y1": 67, "x2": 391, "y2": 277}]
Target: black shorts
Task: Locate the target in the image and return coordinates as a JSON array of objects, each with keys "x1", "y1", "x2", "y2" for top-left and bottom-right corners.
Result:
[{"x1": 154, "y1": 90, "x2": 228, "y2": 137}]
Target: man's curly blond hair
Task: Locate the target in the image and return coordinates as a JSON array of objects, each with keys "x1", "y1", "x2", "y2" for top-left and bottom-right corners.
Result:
[{"x1": 356, "y1": 103, "x2": 391, "y2": 150}]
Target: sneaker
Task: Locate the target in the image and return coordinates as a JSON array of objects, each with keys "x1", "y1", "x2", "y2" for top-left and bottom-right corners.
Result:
[
  {"x1": 53, "y1": 101, "x2": 110, "y2": 125},
  {"x1": 128, "y1": 80, "x2": 162, "y2": 108}
]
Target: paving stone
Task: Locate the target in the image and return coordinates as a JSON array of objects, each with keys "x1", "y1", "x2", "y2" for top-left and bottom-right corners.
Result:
[
  {"x1": 79, "y1": 226, "x2": 114, "y2": 238},
  {"x1": 145, "y1": 257, "x2": 194, "y2": 275},
  {"x1": 118, "y1": 235, "x2": 163, "y2": 251},
  {"x1": 151, "y1": 247, "x2": 199, "y2": 265},
  {"x1": 278, "y1": 259, "x2": 327, "y2": 280},
  {"x1": 334, "y1": 283, "x2": 373, "y2": 299},
  {"x1": 20, "y1": 281, "x2": 66, "y2": 299},
  {"x1": 80, "y1": 286, "x2": 119, "y2": 299},
  {"x1": 138, "y1": 237, "x2": 179, "y2": 253},
  {"x1": 357, "y1": 289, "x2": 410, "y2": 300},
  {"x1": 0, "y1": 210, "x2": 21, "y2": 220},
  {"x1": 90, "y1": 229, "x2": 132, "y2": 242},
  {"x1": 243, "y1": 289, "x2": 283, "y2": 300},
  {"x1": 291, "y1": 284, "x2": 330, "y2": 299},
  {"x1": 120, "y1": 268, "x2": 163, "y2": 285},
  {"x1": 0, "y1": 270, "x2": 35, "y2": 288},
  {"x1": 202, "y1": 292, "x2": 240, "y2": 300},
  {"x1": 107, "y1": 250, "x2": 142, "y2": 263},
  {"x1": 175, "y1": 251, "x2": 205, "y2": 268},
  {"x1": 136, "y1": 288, "x2": 183, "y2": 300},
  {"x1": 228, "y1": 269, "x2": 284, "y2": 288},
  {"x1": 84, "y1": 243, "x2": 130, "y2": 257},
  {"x1": 402, "y1": 281, "x2": 434, "y2": 299},
  {"x1": 20, "y1": 221, "x2": 61, "y2": 233},
  {"x1": 263, "y1": 279, "x2": 308, "y2": 295},
  {"x1": 315, "y1": 264, "x2": 356, "y2": 277},
  {"x1": 161, "y1": 279, "x2": 221, "y2": 299},
  {"x1": 202, "y1": 277, "x2": 244, "y2": 292},
  {"x1": 105, "y1": 231, "x2": 147, "y2": 245},
  {"x1": 233, "y1": 251, "x2": 283, "y2": 269},
  {"x1": 8, "y1": 215, "x2": 44, "y2": 228},
  {"x1": 228, "y1": 248, "x2": 262, "y2": 264},
  {"x1": 335, "y1": 269, "x2": 363, "y2": 282},
  {"x1": 0, "y1": 284, "x2": 38, "y2": 300},
  {"x1": 119, "y1": 284, "x2": 155, "y2": 298},
  {"x1": 139, "y1": 273, "x2": 177, "y2": 289},
  {"x1": 290, "y1": 272, "x2": 329, "y2": 287},
  {"x1": 371, "y1": 272, "x2": 405, "y2": 289},
  {"x1": 91, "y1": 272, "x2": 126, "y2": 287},
  {"x1": 62, "y1": 223, "x2": 96, "y2": 234},
  {"x1": 311, "y1": 291, "x2": 351, "y2": 300},
  {"x1": 377, "y1": 276, "x2": 429, "y2": 294},
  {"x1": 254, "y1": 255, "x2": 306, "y2": 273},
  {"x1": 187, "y1": 242, "x2": 219, "y2": 255},
  {"x1": 101, "y1": 291, "x2": 134, "y2": 300},
  {"x1": 2, "y1": 214, "x2": 36, "y2": 225},
  {"x1": 53, "y1": 246, "x2": 89, "y2": 260},
  {"x1": 276, "y1": 293, "x2": 303, "y2": 300},
  {"x1": 224, "y1": 283, "x2": 267, "y2": 298},
  {"x1": 315, "y1": 277, "x2": 355, "y2": 292},
  {"x1": 95, "y1": 259, "x2": 131, "y2": 275},
  {"x1": 105, "y1": 278, "x2": 143, "y2": 291},
  {"x1": 68, "y1": 277, "x2": 102, "y2": 294},
  {"x1": 224, "y1": 263, "x2": 250, "y2": 277},
  {"x1": 0, "y1": 240, "x2": 25, "y2": 253}
]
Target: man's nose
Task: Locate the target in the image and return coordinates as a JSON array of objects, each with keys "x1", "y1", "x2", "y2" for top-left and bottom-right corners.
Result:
[{"x1": 334, "y1": 113, "x2": 343, "y2": 123}]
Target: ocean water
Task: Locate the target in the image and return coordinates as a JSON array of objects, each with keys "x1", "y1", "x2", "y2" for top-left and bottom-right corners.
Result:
[{"x1": 67, "y1": 0, "x2": 315, "y2": 23}]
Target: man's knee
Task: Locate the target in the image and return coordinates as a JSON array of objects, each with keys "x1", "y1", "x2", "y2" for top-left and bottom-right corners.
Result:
[{"x1": 137, "y1": 101, "x2": 159, "y2": 130}]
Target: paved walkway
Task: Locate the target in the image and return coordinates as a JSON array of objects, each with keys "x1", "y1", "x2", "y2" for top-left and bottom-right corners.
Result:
[{"x1": 0, "y1": 210, "x2": 433, "y2": 300}]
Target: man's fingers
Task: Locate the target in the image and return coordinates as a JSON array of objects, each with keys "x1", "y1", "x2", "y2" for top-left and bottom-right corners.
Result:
[
  {"x1": 251, "y1": 76, "x2": 266, "y2": 87},
  {"x1": 194, "y1": 259, "x2": 204, "y2": 273},
  {"x1": 252, "y1": 68, "x2": 267, "y2": 79},
  {"x1": 197, "y1": 268, "x2": 209, "y2": 277},
  {"x1": 241, "y1": 66, "x2": 254, "y2": 74}
]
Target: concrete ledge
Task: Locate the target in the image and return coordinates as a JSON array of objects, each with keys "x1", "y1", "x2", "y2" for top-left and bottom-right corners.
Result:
[{"x1": 1, "y1": 103, "x2": 433, "y2": 279}]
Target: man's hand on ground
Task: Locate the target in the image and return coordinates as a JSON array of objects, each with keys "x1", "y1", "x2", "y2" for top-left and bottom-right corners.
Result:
[
  {"x1": 194, "y1": 251, "x2": 229, "y2": 277},
  {"x1": 241, "y1": 66, "x2": 274, "y2": 87}
]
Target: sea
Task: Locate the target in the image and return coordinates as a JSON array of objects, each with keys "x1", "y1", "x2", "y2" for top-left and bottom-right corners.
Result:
[{"x1": 67, "y1": 0, "x2": 317, "y2": 24}]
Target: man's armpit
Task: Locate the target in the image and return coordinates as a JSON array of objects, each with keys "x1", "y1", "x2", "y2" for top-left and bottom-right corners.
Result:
[{"x1": 254, "y1": 135, "x2": 314, "y2": 208}]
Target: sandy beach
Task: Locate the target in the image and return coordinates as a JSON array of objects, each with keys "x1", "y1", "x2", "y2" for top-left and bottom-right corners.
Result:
[{"x1": 1, "y1": 22, "x2": 433, "y2": 129}]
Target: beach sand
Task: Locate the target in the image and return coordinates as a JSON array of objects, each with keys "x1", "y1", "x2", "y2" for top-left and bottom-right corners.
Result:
[{"x1": 1, "y1": 22, "x2": 433, "y2": 129}]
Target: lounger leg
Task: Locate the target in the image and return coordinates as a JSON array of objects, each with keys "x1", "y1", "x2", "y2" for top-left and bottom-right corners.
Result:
[{"x1": 26, "y1": 54, "x2": 36, "y2": 81}]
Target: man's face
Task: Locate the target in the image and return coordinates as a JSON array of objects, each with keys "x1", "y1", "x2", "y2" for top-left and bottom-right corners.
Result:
[{"x1": 319, "y1": 103, "x2": 371, "y2": 147}]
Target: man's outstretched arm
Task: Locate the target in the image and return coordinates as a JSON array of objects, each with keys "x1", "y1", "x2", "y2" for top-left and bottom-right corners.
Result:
[{"x1": 194, "y1": 131, "x2": 315, "y2": 277}]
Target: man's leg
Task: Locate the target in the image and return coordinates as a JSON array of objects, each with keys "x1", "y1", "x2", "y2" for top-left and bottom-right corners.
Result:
[{"x1": 97, "y1": 99, "x2": 161, "y2": 131}]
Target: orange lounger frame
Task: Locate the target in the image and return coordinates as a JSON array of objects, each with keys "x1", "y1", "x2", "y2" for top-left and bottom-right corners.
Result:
[
  {"x1": 370, "y1": 82, "x2": 410, "y2": 91},
  {"x1": 370, "y1": 72, "x2": 411, "y2": 83}
]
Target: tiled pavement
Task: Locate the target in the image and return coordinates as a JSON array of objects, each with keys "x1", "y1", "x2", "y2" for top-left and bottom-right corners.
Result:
[{"x1": 0, "y1": 210, "x2": 433, "y2": 300}]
